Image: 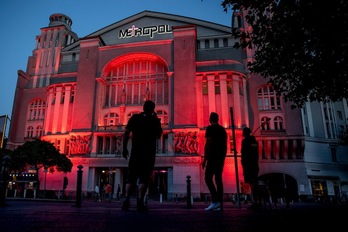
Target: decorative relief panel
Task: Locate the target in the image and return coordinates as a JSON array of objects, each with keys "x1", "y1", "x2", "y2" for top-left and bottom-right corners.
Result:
[
  {"x1": 69, "y1": 134, "x2": 92, "y2": 156},
  {"x1": 173, "y1": 131, "x2": 199, "y2": 154}
]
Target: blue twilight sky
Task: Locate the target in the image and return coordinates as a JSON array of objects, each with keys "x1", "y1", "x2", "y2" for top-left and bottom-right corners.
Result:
[{"x1": 0, "y1": 0, "x2": 232, "y2": 135}]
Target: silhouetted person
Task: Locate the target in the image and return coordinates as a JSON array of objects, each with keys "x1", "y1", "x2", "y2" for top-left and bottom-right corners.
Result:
[
  {"x1": 202, "y1": 112, "x2": 227, "y2": 211},
  {"x1": 122, "y1": 100, "x2": 162, "y2": 211},
  {"x1": 94, "y1": 184, "x2": 100, "y2": 202},
  {"x1": 241, "y1": 127, "x2": 260, "y2": 209},
  {"x1": 105, "y1": 183, "x2": 112, "y2": 203}
]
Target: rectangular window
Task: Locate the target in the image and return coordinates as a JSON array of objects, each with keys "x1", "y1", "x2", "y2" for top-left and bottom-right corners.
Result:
[
  {"x1": 46, "y1": 51, "x2": 50, "y2": 67},
  {"x1": 214, "y1": 39, "x2": 219, "y2": 48},
  {"x1": 51, "y1": 93, "x2": 56, "y2": 105},
  {"x1": 70, "y1": 88, "x2": 75, "y2": 103},
  {"x1": 110, "y1": 85, "x2": 116, "y2": 106},
  {"x1": 330, "y1": 145, "x2": 338, "y2": 162},
  {"x1": 227, "y1": 79, "x2": 232, "y2": 94},
  {"x1": 60, "y1": 91, "x2": 65, "y2": 104},
  {"x1": 229, "y1": 136, "x2": 234, "y2": 153},
  {"x1": 223, "y1": 38, "x2": 228, "y2": 47},
  {"x1": 205, "y1": 40, "x2": 210, "y2": 49},
  {"x1": 97, "y1": 137, "x2": 103, "y2": 154},
  {"x1": 134, "y1": 83, "x2": 139, "y2": 104},
  {"x1": 202, "y1": 81, "x2": 208, "y2": 95},
  {"x1": 214, "y1": 79, "x2": 220, "y2": 94},
  {"x1": 105, "y1": 86, "x2": 110, "y2": 106}
]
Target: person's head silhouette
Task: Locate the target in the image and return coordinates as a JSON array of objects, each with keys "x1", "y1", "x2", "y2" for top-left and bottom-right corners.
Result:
[
  {"x1": 243, "y1": 127, "x2": 251, "y2": 137},
  {"x1": 143, "y1": 100, "x2": 156, "y2": 115},
  {"x1": 209, "y1": 112, "x2": 219, "y2": 123}
]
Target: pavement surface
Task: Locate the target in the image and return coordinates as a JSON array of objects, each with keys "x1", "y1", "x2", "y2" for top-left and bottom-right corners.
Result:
[{"x1": 0, "y1": 198, "x2": 346, "y2": 232}]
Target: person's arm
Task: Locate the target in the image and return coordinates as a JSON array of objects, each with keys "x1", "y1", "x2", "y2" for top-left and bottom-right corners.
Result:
[
  {"x1": 202, "y1": 137, "x2": 212, "y2": 169},
  {"x1": 154, "y1": 114, "x2": 163, "y2": 138}
]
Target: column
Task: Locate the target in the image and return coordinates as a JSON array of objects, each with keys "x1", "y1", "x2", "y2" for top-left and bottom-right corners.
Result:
[
  {"x1": 61, "y1": 85, "x2": 71, "y2": 133},
  {"x1": 232, "y1": 75, "x2": 242, "y2": 127},
  {"x1": 44, "y1": 87, "x2": 54, "y2": 133},
  {"x1": 207, "y1": 74, "x2": 216, "y2": 113},
  {"x1": 283, "y1": 140, "x2": 288, "y2": 160},
  {"x1": 196, "y1": 74, "x2": 204, "y2": 128},
  {"x1": 52, "y1": 86, "x2": 62, "y2": 134},
  {"x1": 275, "y1": 140, "x2": 280, "y2": 160},
  {"x1": 167, "y1": 72, "x2": 174, "y2": 129},
  {"x1": 219, "y1": 73, "x2": 229, "y2": 128},
  {"x1": 242, "y1": 77, "x2": 249, "y2": 127}
]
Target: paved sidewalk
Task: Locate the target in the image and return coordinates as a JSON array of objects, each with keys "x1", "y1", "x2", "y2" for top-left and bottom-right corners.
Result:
[{"x1": 1, "y1": 198, "x2": 346, "y2": 232}]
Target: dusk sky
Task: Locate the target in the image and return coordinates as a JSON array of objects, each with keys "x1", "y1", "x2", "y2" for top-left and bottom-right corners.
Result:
[{"x1": 0, "y1": 0, "x2": 232, "y2": 136}]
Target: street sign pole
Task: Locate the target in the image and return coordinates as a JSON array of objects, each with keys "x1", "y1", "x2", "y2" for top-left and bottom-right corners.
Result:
[{"x1": 230, "y1": 107, "x2": 241, "y2": 208}]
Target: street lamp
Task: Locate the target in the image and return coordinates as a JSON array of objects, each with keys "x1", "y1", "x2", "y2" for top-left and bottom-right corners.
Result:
[{"x1": 43, "y1": 165, "x2": 48, "y2": 198}]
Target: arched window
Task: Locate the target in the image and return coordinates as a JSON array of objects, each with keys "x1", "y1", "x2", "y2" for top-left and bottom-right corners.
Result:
[
  {"x1": 257, "y1": 85, "x2": 282, "y2": 110},
  {"x1": 27, "y1": 126, "x2": 34, "y2": 138},
  {"x1": 261, "y1": 117, "x2": 271, "y2": 131},
  {"x1": 104, "y1": 112, "x2": 120, "y2": 126},
  {"x1": 36, "y1": 125, "x2": 43, "y2": 137},
  {"x1": 105, "y1": 54, "x2": 169, "y2": 106},
  {"x1": 28, "y1": 99, "x2": 46, "y2": 120},
  {"x1": 274, "y1": 116, "x2": 284, "y2": 130}
]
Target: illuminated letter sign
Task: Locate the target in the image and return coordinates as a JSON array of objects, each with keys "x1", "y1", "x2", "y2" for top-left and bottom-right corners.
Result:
[{"x1": 119, "y1": 24, "x2": 172, "y2": 39}]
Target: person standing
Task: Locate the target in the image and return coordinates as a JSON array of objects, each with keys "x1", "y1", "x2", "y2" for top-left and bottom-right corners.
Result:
[
  {"x1": 94, "y1": 184, "x2": 100, "y2": 202},
  {"x1": 241, "y1": 127, "x2": 260, "y2": 209},
  {"x1": 121, "y1": 100, "x2": 163, "y2": 211},
  {"x1": 105, "y1": 183, "x2": 113, "y2": 203},
  {"x1": 202, "y1": 112, "x2": 227, "y2": 211}
]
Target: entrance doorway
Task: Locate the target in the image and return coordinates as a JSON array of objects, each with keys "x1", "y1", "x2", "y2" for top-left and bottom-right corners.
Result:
[
  {"x1": 148, "y1": 168, "x2": 168, "y2": 200},
  {"x1": 259, "y1": 173, "x2": 298, "y2": 204}
]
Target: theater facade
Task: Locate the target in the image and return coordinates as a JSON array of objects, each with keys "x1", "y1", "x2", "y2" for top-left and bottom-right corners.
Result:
[{"x1": 9, "y1": 10, "x2": 342, "y2": 202}]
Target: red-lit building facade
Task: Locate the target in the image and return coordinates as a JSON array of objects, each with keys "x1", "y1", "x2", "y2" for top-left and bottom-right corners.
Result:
[{"x1": 7, "y1": 11, "x2": 348, "y2": 202}]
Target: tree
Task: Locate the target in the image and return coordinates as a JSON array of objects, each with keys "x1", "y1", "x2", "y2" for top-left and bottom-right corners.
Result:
[
  {"x1": 222, "y1": 0, "x2": 348, "y2": 108},
  {"x1": 10, "y1": 139, "x2": 73, "y2": 189},
  {"x1": 0, "y1": 148, "x2": 12, "y2": 161}
]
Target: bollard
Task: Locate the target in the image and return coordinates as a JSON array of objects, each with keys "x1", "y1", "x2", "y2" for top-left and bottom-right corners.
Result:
[
  {"x1": 186, "y1": 175, "x2": 192, "y2": 209},
  {"x1": 75, "y1": 165, "x2": 83, "y2": 207}
]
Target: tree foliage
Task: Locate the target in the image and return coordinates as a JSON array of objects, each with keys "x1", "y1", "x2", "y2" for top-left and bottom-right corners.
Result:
[
  {"x1": 10, "y1": 139, "x2": 73, "y2": 174},
  {"x1": 222, "y1": 0, "x2": 348, "y2": 108}
]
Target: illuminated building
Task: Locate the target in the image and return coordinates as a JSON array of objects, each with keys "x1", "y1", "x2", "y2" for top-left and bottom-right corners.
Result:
[{"x1": 7, "y1": 11, "x2": 348, "y2": 202}]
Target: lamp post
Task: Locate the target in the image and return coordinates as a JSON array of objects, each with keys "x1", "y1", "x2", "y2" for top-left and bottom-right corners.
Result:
[
  {"x1": 43, "y1": 165, "x2": 48, "y2": 198},
  {"x1": 230, "y1": 107, "x2": 241, "y2": 208}
]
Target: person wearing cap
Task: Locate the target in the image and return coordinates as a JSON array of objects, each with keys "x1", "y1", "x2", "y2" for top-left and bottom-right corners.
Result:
[{"x1": 202, "y1": 112, "x2": 227, "y2": 211}]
